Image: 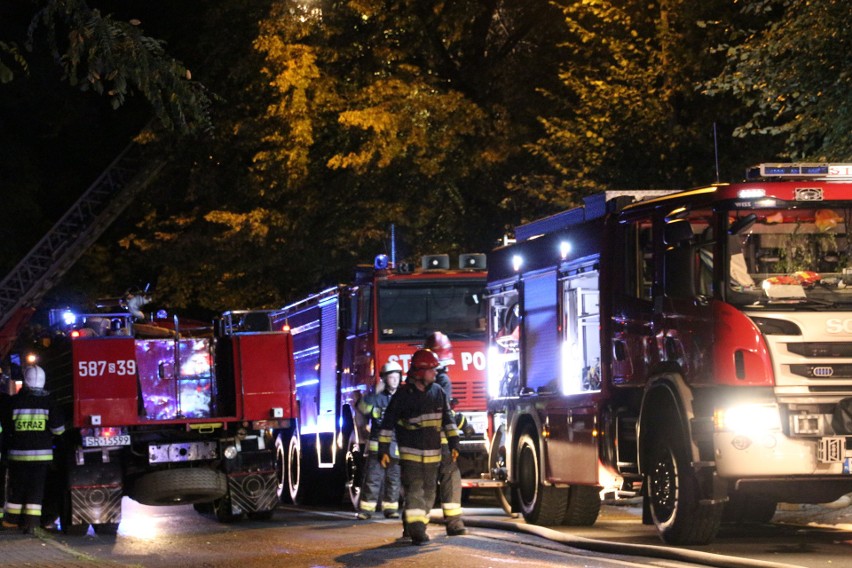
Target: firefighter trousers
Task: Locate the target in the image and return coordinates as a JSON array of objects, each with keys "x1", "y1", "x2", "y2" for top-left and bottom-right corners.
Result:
[
  {"x1": 358, "y1": 451, "x2": 401, "y2": 514},
  {"x1": 400, "y1": 460, "x2": 439, "y2": 539},
  {"x1": 4, "y1": 461, "x2": 49, "y2": 530},
  {"x1": 439, "y1": 444, "x2": 463, "y2": 519}
]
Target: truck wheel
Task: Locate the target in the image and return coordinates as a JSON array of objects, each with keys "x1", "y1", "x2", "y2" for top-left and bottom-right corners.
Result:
[
  {"x1": 646, "y1": 431, "x2": 722, "y2": 544},
  {"x1": 132, "y1": 468, "x2": 227, "y2": 506},
  {"x1": 61, "y1": 492, "x2": 90, "y2": 536},
  {"x1": 212, "y1": 495, "x2": 242, "y2": 523},
  {"x1": 515, "y1": 431, "x2": 568, "y2": 526},
  {"x1": 488, "y1": 427, "x2": 512, "y2": 515},
  {"x1": 287, "y1": 431, "x2": 312, "y2": 505},
  {"x1": 275, "y1": 432, "x2": 292, "y2": 504},
  {"x1": 563, "y1": 485, "x2": 601, "y2": 526},
  {"x1": 92, "y1": 522, "x2": 119, "y2": 535},
  {"x1": 345, "y1": 431, "x2": 364, "y2": 510}
]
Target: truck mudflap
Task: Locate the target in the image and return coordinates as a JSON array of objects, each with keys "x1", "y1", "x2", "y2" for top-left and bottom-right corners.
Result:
[
  {"x1": 223, "y1": 450, "x2": 278, "y2": 514},
  {"x1": 68, "y1": 463, "x2": 123, "y2": 526}
]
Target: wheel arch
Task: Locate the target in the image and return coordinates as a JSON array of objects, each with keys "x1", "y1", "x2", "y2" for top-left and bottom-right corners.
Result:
[
  {"x1": 507, "y1": 408, "x2": 546, "y2": 485},
  {"x1": 637, "y1": 374, "x2": 696, "y2": 474}
]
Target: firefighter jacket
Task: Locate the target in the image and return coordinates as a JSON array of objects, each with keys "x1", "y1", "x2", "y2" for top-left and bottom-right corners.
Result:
[
  {"x1": 358, "y1": 390, "x2": 394, "y2": 441},
  {"x1": 378, "y1": 381, "x2": 459, "y2": 464},
  {"x1": 4, "y1": 387, "x2": 65, "y2": 463},
  {"x1": 435, "y1": 369, "x2": 472, "y2": 439}
]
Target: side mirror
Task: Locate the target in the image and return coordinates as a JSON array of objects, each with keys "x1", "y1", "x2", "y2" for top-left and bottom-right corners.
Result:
[
  {"x1": 729, "y1": 214, "x2": 757, "y2": 235},
  {"x1": 664, "y1": 219, "x2": 694, "y2": 246}
]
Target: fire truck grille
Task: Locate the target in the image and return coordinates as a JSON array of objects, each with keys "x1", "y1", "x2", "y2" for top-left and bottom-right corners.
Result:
[
  {"x1": 790, "y1": 364, "x2": 852, "y2": 379},
  {"x1": 452, "y1": 379, "x2": 488, "y2": 410},
  {"x1": 787, "y1": 343, "x2": 852, "y2": 357}
]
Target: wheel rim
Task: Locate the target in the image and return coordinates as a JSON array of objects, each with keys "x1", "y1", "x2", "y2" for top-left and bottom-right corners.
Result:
[
  {"x1": 649, "y1": 446, "x2": 678, "y2": 524},
  {"x1": 517, "y1": 438, "x2": 539, "y2": 512},
  {"x1": 489, "y1": 430, "x2": 511, "y2": 513},
  {"x1": 275, "y1": 436, "x2": 286, "y2": 499},
  {"x1": 345, "y1": 433, "x2": 362, "y2": 507},
  {"x1": 287, "y1": 434, "x2": 301, "y2": 501}
]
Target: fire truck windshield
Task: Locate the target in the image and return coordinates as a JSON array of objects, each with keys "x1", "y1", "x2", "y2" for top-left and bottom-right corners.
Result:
[
  {"x1": 726, "y1": 206, "x2": 852, "y2": 307},
  {"x1": 377, "y1": 281, "x2": 486, "y2": 341}
]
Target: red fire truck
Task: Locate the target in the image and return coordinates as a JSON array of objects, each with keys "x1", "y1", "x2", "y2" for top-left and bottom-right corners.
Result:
[
  {"x1": 267, "y1": 254, "x2": 490, "y2": 507},
  {"x1": 32, "y1": 306, "x2": 295, "y2": 534},
  {"x1": 486, "y1": 164, "x2": 852, "y2": 544}
]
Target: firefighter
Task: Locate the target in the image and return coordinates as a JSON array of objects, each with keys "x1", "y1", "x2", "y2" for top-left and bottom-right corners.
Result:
[
  {"x1": 424, "y1": 331, "x2": 469, "y2": 536},
  {"x1": 2, "y1": 365, "x2": 65, "y2": 533},
  {"x1": 378, "y1": 349, "x2": 459, "y2": 546},
  {"x1": 0, "y1": 365, "x2": 8, "y2": 524},
  {"x1": 355, "y1": 360, "x2": 402, "y2": 520}
]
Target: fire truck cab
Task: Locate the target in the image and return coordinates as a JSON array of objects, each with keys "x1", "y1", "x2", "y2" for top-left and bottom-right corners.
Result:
[{"x1": 487, "y1": 164, "x2": 852, "y2": 544}]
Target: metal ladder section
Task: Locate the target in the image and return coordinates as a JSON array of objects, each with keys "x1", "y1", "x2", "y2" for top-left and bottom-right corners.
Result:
[{"x1": 0, "y1": 138, "x2": 166, "y2": 334}]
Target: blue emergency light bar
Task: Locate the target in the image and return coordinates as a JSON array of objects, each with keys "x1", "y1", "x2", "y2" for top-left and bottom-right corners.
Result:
[{"x1": 747, "y1": 163, "x2": 852, "y2": 180}]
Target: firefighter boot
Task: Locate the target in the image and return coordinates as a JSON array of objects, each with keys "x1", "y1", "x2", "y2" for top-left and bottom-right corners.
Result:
[
  {"x1": 446, "y1": 517, "x2": 467, "y2": 536},
  {"x1": 408, "y1": 521, "x2": 430, "y2": 546}
]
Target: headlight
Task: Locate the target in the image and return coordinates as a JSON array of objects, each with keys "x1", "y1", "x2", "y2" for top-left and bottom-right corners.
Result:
[
  {"x1": 715, "y1": 404, "x2": 781, "y2": 434},
  {"x1": 223, "y1": 445, "x2": 238, "y2": 460}
]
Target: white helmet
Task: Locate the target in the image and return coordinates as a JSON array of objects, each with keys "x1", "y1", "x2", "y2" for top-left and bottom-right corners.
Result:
[
  {"x1": 24, "y1": 365, "x2": 46, "y2": 390},
  {"x1": 380, "y1": 361, "x2": 403, "y2": 377}
]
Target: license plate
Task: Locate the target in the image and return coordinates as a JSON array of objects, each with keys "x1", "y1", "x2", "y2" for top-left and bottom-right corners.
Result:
[{"x1": 83, "y1": 435, "x2": 131, "y2": 448}]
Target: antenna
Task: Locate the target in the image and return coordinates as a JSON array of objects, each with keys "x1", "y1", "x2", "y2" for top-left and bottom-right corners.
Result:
[
  {"x1": 713, "y1": 122, "x2": 720, "y2": 183},
  {"x1": 390, "y1": 223, "x2": 396, "y2": 268}
]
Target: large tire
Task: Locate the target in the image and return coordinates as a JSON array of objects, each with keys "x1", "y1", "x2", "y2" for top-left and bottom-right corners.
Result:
[
  {"x1": 488, "y1": 427, "x2": 512, "y2": 515},
  {"x1": 92, "y1": 522, "x2": 119, "y2": 535},
  {"x1": 345, "y1": 430, "x2": 364, "y2": 510},
  {"x1": 132, "y1": 468, "x2": 227, "y2": 506},
  {"x1": 646, "y1": 430, "x2": 723, "y2": 544},
  {"x1": 563, "y1": 485, "x2": 601, "y2": 526},
  {"x1": 275, "y1": 432, "x2": 291, "y2": 504},
  {"x1": 515, "y1": 431, "x2": 568, "y2": 526},
  {"x1": 287, "y1": 430, "x2": 313, "y2": 505},
  {"x1": 61, "y1": 491, "x2": 90, "y2": 536},
  {"x1": 212, "y1": 494, "x2": 243, "y2": 523}
]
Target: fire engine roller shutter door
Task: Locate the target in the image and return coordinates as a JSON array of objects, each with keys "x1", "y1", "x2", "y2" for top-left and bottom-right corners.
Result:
[
  {"x1": 318, "y1": 296, "x2": 339, "y2": 434},
  {"x1": 522, "y1": 270, "x2": 559, "y2": 392}
]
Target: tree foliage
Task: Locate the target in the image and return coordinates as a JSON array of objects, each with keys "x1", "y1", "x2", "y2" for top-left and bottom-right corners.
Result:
[
  {"x1": 520, "y1": 0, "x2": 773, "y2": 212},
  {"x1": 125, "y1": 0, "x2": 573, "y2": 308},
  {"x1": 3, "y1": 0, "x2": 212, "y2": 133},
  {"x1": 704, "y1": 0, "x2": 852, "y2": 160},
  {"x1": 4, "y1": 0, "x2": 849, "y2": 318}
]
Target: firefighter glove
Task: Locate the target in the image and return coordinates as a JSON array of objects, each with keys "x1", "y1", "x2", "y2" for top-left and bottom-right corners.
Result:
[
  {"x1": 451, "y1": 448, "x2": 459, "y2": 462},
  {"x1": 380, "y1": 453, "x2": 391, "y2": 468}
]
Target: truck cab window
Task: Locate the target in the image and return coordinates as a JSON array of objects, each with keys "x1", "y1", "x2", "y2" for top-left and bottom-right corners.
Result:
[{"x1": 624, "y1": 219, "x2": 654, "y2": 301}]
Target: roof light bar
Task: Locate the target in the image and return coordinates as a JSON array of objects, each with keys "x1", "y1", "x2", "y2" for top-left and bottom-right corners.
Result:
[{"x1": 746, "y1": 163, "x2": 852, "y2": 180}]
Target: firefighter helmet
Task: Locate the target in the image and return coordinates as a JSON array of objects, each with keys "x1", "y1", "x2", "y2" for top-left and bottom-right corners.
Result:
[
  {"x1": 409, "y1": 349, "x2": 440, "y2": 378},
  {"x1": 24, "y1": 365, "x2": 46, "y2": 390},
  {"x1": 424, "y1": 331, "x2": 454, "y2": 366},
  {"x1": 380, "y1": 361, "x2": 403, "y2": 376}
]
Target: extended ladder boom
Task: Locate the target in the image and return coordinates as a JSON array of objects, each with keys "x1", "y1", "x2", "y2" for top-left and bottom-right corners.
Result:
[{"x1": 0, "y1": 136, "x2": 165, "y2": 356}]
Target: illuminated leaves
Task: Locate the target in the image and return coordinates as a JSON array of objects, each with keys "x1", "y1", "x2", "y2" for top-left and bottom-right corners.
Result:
[{"x1": 705, "y1": 0, "x2": 852, "y2": 160}]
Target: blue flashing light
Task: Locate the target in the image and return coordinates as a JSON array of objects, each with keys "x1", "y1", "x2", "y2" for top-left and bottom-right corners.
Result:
[
  {"x1": 374, "y1": 254, "x2": 389, "y2": 270},
  {"x1": 62, "y1": 310, "x2": 76, "y2": 326}
]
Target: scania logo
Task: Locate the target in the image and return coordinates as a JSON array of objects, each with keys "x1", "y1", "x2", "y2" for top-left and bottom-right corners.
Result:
[
  {"x1": 812, "y1": 366, "x2": 834, "y2": 377},
  {"x1": 825, "y1": 318, "x2": 852, "y2": 334}
]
